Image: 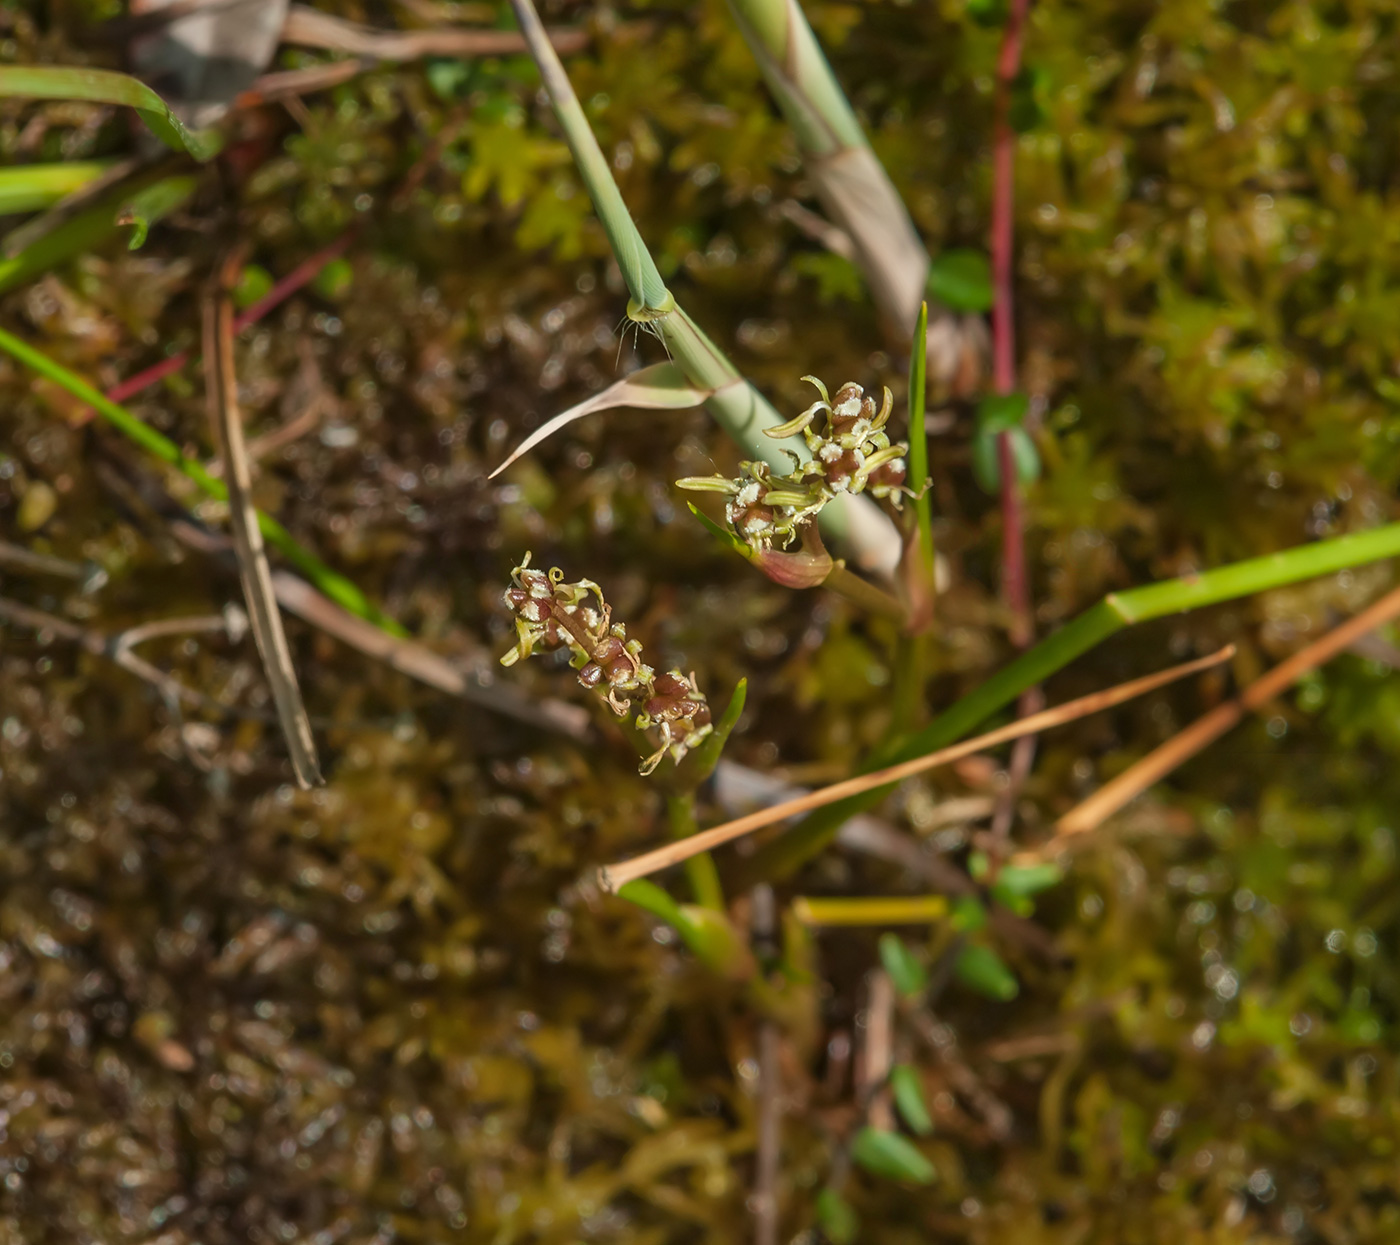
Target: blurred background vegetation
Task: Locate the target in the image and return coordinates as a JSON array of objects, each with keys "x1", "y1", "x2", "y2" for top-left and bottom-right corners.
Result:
[{"x1": 3, "y1": 0, "x2": 1400, "y2": 1240}]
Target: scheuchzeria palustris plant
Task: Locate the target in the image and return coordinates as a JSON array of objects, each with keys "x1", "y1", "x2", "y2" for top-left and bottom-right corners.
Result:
[{"x1": 501, "y1": 554, "x2": 712, "y2": 775}]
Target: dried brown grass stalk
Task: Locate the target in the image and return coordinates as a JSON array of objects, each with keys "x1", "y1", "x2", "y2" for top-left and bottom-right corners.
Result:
[
  {"x1": 597, "y1": 645, "x2": 1234, "y2": 891},
  {"x1": 1042, "y1": 583, "x2": 1400, "y2": 850},
  {"x1": 203, "y1": 259, "x2": 322, "y2": 788}
]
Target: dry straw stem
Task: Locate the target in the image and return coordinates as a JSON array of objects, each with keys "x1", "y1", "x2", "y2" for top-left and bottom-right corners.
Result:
[
  {"x1": 203, "y1": 265, "x2": 322, "y2": 788},
  {"x1": 1044, "y1": 583, "x2": 1400, "y2": 849},
  {"x1": 597, "y1": 645, "x2": 1234, "y2": 891},
  {"x1": 280, "y1": 4, "x2": 590, "y2": 60},
  {"x1": 726, "y1": 0, "x2": 930, "y2": 346}
]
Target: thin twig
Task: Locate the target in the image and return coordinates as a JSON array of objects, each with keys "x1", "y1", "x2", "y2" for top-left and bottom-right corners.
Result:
[
  {"x1": 0, "y1": 596, "x2": 223, "y2": 714},
  {"x1": 94, "y1": 230, "x2": 358, "y2": 417},
  {"x1": 773, "y1": 199, "x2": 856, "y2": 261},
  {"x1": 860, "y1": 970, "x2": 896, "y2": 1131},
  {"x1": 0, "y1": 540, "x2": 83, "y2": 579},
  {"x1": 113, "y1": 613, "x2": 230, "y2": 652},
  {"x1": 1044, "y1": 584, "x2": 1400, "y2": 848},
  {"x1": 909, "y1": 1007, "x2": 1013, "y2": 1140},
  {"x1": 206, "y1": 339, "x2": 331, "y2": 476},
  {"x1": 280, "y1": 4, "x2": 589, "y2": 59},
  {"x1": 598, "y1": 646, "x2": 1234, "y2": 891},
  {"x1": 235, "y1": 59, "x2": 369, "y2": 110},
  {"x1": 203, "y1": 257, "x2": 322, "y2": 788}
]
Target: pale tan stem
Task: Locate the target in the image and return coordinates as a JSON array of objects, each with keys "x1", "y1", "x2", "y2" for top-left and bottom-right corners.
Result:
[
  {"x1": 596, "y1": 645, "x2": 1234, "y2": 891},
  {"x1": 1045, "y1": 584, "x2": 1400, "y2": 848}
]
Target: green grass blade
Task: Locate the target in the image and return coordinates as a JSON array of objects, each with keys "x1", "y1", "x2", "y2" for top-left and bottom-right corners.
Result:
[
  {"x1": 726, "y1": 0, "x2": 865, "y2": 155},
  {"x1": 747, "y1": 522, "x2": 1400, "y2": 878},
  {"x1": 0, "y1": 161, "x2": 118, "y2": 215},
  {"x1": 0, "y1": 172, "x2": 197, "y2": 294},
  {"x1": 908, "y1": 300, "x2": 933, "y2": 577},
  {"x1": 503, "y1": 0, "x2": 667, "y2": 312},
  {"x1": 0, "y1": 66, "x2": 221, "y2": 160},
  {"x1": 0, "y1": 326, "x2": 398, "y2": 631}
]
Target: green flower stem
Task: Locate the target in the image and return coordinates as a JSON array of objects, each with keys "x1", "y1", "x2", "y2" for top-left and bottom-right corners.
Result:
[
  {"x1": 825, "y1": 563, "x2": 905, "y2": 620},
  {"x1": 668, "y1": 792, "x2": 725, "y2": 912},
  {"x1": 745, "y1": 522, "x2": 1400, "y2": 879},
  {"x1": 504, "y1": 0, "x2": 899, "y2": 573},
  {"x1": 907, "y1": 302, "x2": 934, "y2": 579},
  {"x1": 0, "y1": 327, "x2": 400, "y2": 633}
]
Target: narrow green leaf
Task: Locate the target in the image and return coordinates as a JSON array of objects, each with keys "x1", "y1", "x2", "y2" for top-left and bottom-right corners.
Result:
[
  {"x1": 0, "y1": 173, "x2": 197, "y2": 294},
  {"x1": 618, "y1": 882, "x2": 751, "y2": 977},
  {"x1": 746, "y1": 521, "x2": 1400, "y2": 880},
  {"x1": 954, "y1": 944, "x2": 1019, "y2": 1000},
  {"x1": 617, "y1": 879, "x2": 688, "y2": 927},
  {"x1": 815, "y1": 1188, "x2": 858, "y2": 1244},
  {"x1": 0, "y1": 66, "x2": 221, "y2": 160},
  {"x1": 878, "y1": 933, "x2": 927, "y2": 999},
  {"x1": 688, "y1": 501, "x2": 757, "y2": 563},
  {"x1": 0, "y1": 161, "x2": 116, "y2": 215},
  {"x1": 890, "y1": 1064, "x2": 934, "y2": 1136},
  {"x1": 117, "y1": 175, "x2": 195, "y2": 250},
  {"x1": 992, "y1": 861, "x2": 1063, "y2": 899},
  {"x1": 926, "y1": 248, "x2": 994, "y2": 313},
  {"x1": 908, "y1": 300, "x2": 934, "y2": 581},
  {"x1": 850, "y1": 1127, "x2": 936, "y2": 1184},
  {"x1": 0, "y1": 326, "x2": 395, "y2": 631}
]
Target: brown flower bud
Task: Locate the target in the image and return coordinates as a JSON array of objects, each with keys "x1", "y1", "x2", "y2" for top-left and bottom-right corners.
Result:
[
  {"x1": 606, "y1": 655, "x2": 637, "y2": 686},
  {"x1": 591, "y1": 635, "x2": 626, "y2": 665}
]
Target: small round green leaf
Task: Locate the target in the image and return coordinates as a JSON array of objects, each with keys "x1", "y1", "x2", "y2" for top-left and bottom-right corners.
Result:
[
  {"x1": 951, "y1": 895, "x2": 988, "y2": 933},
  {"x1": 926, "y1": 248, "x2": 994, "y2": 313},
  {"x1": 975, "y1": 392, "x2": 1030, "y2": 434},
  {"x1": 815, "y1": 1187, "x2": 859, "y2": 1244},
  {"x1": 954, "y1": 944, "x2": 1019, "y2": 1000},
  {"x1": 878, "y1": 933, "x2": 927, "y2": 1000},
  {"x1": 313, "y1": 257, "x2": 354, "y2": 301},
  {"x1": 965, "y1": 0, "x2": 1008, "y2": 26},
  {"x1": 992, "y1": 861, "x2": 1063, "y2": 899},
  {"x1": 890, "y1": 1064, "x2": 934, "y2": 1136},
  {"x1": 851, "y1": 1126, "x2": 936, "y2": 1185},
  {"x1": 234, "y1": 265, "x2": 274, "y2": 310}
]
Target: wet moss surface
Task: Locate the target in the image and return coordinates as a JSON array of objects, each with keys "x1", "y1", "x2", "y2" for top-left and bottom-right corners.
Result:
[{"x1": 4, "y1": 0, "x2": 1400, "y2": 1240}]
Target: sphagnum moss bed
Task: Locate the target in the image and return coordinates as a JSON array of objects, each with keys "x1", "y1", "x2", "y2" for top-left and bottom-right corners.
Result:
[{"x1": 4, "y1": 0, "x2": 1400, "y2": 1241}]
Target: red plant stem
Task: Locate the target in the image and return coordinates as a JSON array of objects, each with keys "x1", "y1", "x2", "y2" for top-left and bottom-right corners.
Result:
[
  {"x1": 89, "y1": 229, "x2": 358, "y2": 419},
  {"x1": 991, "y1": 0, "x2": 1032, "y2": 648}
]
